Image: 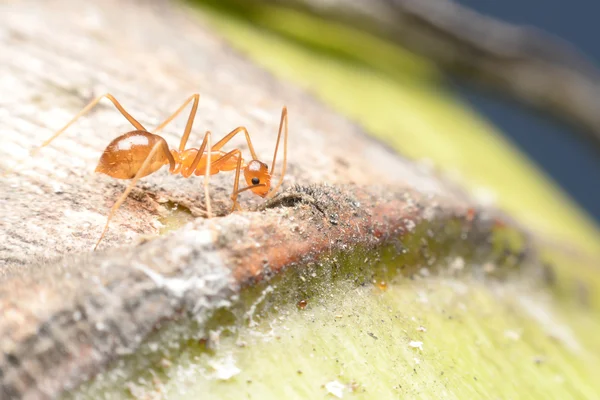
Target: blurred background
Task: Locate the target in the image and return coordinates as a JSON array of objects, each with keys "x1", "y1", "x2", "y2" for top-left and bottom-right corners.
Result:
[{"x1": 456, "y1": 0, "x2": 600, "y2": 224}]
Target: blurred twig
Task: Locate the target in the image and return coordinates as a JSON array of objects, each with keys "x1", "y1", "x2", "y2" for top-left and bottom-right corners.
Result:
[{"x1": 246, "y1": 0, "x2": 600, "y2": 151}]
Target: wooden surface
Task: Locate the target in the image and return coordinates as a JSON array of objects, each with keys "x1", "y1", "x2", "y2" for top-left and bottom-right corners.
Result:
[
  {"x1": 0, "y1": 0, "x2": 509, "y2": 398},
  {"x1": 0, "y1": 0, "x2": 458, "y2": 267}
]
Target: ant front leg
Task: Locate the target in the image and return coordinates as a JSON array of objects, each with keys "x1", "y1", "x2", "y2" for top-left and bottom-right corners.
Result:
[
  {"x1": 231, "y1": 156, "x2": 244, "y2": 212},
  {"x1": 266, "y1": 106, "x2": 289, "y2": 199},
  {"x1": 205, "y1": 149, "x2": 244, "y2": 212}
]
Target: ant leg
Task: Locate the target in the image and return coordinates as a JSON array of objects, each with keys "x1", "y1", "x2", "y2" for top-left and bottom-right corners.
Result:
[
  {"x1": 181, "y1": 130, "x2": 210, "y2": 178},
  {"x1": 37, "y1": 93, "x2": 147, "y2": 154},
  {"x1": 266, "y1": 106, "x2": 289, "y2": 198},
  {"x1": 196, "y1": 131, "x2": 213, "y2": 218},
  {"x1": 197, "y1": 149, "x2": 244, "y2": 212},
  {"x1": 93, "y1": 139, "x2": 170, "y2": 251},
  {"x1": 177, "y1": 130, "x2": 212, "y2": 217},
  {"x1": 212, "y1": 127, "x2": 259, "y2": 160},
  {"x1": 151, "y1": 94, "x2": 200, "y2": 153},
  {"x1": 2, "y1": 94, "x2": 146, "y2": 177},
  {"x1": 205, "y1": 131, "x2": 212, "y2": 218},
  {"x1": 230, "y1": 156, "x2": 243, "y2": 213}
]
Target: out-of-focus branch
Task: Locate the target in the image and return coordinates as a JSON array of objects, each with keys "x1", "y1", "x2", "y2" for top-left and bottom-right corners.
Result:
[{"x1": 249, "y1": 0, "x2": 600, "y2": 151}]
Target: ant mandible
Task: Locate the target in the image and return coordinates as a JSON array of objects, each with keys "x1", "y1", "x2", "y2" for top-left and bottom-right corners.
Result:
[{"x1": 33, "y1": 93, "x2": 288, "y2": 250}]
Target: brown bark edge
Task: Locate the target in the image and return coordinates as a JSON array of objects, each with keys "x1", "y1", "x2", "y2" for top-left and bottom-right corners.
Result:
[{"x1": 0, "y1": 183, "x2": 524, "y2": 399}]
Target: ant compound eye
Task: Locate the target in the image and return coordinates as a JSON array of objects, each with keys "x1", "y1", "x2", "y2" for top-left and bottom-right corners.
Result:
[{"x1": 252, "y1": 177, "x2": 260, "y2": 185}]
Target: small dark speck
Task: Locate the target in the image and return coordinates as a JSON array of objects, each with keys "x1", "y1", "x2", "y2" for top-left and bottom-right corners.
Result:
[
  {"x1": 474, "y1": 376, "x2": 478, "y2": 381},
  {"x1": 367, "y1": 332, "x2": 378, "y2": 340},
  {"x1": 533, "y1": 356, "x2": 545, "y2": 365}
]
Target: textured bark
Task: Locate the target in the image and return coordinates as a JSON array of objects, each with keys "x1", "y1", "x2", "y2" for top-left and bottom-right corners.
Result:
[{"x1": 0, "y1": 0, "x2": 520, "y2": 398}]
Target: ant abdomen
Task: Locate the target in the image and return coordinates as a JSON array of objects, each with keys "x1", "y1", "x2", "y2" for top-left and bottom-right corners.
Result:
[{"x1": 95, "y1": 131, "x2": 170, "y2": 179}]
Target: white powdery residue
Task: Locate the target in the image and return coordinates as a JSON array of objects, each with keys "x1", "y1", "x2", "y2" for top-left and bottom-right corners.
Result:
[
  {"x1": 325, "y1": 380, "x2": 345, "y2": 399},
  {"x1": 185, "y1": 228, "x2": 214, "y2": 247},
  {"x1": 193, "y1": 294, "x2": 233, "y2": 315},
  {"x1": 519, "y1": 296, "x2": 582, "y2": 353},
  {"x1": 63, "y1": 208, "x2": 106, "y2": 225},
  {"x1": 443, "y1": 279, "x2": 469, "y2": 295},
  {"x1": 472, "y1": 186, "x2": 497, "y2": 207},
  {"x1": 409, "y1": 341, "x2": 423, "y2": 350},
  {"x1": 450, "y1": 257, "x2": 465, "y2": 271},
  {"x1": 422, "y1": 209, "x2": 435, "y2": 222},
  {"x1": 51, "y1": 181, "x2": 65, "y2": 194},
  {"x1": 208, "y1": 353, "x2": 241, "y2": 381},
  {"x1": 247, "y1": 323, "x2": 277, "y2": 342},
  {"x1": 245, "y1": 285, "x2": 275, "y2": 327},
  {"x1": 134, "y1": 263, "x2": 205, "y2": 298},
  {"x1": 167, "y1": 230, "x2": 213, "y2": 262},
  {"x1": 504, "y1": 329, "x2": 521, "y2": 341}
]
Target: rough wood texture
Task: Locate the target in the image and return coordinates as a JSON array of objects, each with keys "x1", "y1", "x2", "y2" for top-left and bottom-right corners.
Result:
[{"x1": 0, "y1": 0, "x2": 515, "y2": 398}]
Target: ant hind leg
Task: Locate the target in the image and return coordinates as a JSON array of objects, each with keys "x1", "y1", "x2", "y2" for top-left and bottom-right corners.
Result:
[
  {"x1": 38, "y1": 93, "x2": 147, "y2": 154},
  {"x1": 93, "y1": 139, "x2": 168, "y2": 251},
  {"x1": 2, "y1": 93, "x2": 147, "y2": 177}
]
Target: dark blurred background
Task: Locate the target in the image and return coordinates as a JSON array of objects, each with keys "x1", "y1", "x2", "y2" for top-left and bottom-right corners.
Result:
[{"x1": 455, "y1": 0, "x2": 600, "y2": 224}]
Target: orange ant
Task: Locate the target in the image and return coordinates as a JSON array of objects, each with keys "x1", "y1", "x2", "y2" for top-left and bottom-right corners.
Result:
[{"x1": 31, "y1": 93, "x2": 288, "y2": 250}]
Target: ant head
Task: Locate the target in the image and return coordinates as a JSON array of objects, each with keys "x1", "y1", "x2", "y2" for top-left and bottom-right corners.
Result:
[{"x1": 243, "y1": 160, "x2": 271, "y2": 197}]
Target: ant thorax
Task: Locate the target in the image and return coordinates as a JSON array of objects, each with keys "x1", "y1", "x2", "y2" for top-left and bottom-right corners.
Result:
[{"x1": 173, "y1": 147, "x2": 243, "y2": 176}]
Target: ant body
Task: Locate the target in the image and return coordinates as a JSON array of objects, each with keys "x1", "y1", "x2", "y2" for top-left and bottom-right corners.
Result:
[{"x1": 30, "y1": 93, "x2": 288, "y2": 250}]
